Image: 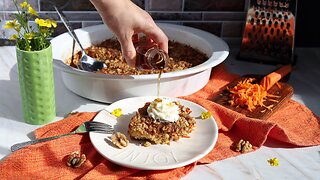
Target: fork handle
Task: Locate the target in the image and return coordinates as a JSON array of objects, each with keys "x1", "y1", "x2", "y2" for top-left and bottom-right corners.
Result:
[
  {"x1": 11, "y1": 132, "x2": 75, "y2": 152},
  {"x1": 53, "y1": 5, "x2": 85, "y2": 51}
]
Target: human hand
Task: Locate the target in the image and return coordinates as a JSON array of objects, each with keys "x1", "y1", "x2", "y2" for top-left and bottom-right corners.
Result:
[{"x1": 90, "y1": 0, "x2": 168, "y2": 67}]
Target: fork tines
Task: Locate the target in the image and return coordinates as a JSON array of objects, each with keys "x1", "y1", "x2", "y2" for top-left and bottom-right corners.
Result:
[{"x1": 85, "y1": 121, "x2": 113, "y2": 133}]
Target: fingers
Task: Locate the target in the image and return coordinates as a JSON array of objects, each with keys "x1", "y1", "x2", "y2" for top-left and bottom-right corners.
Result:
[
  {"x1": 118, "y1": 24, "x2": 168, "y2": 68},
  {"x1": 132, "y1": 34, "x2": 139, "y2": 43},
  {"x1": 118, "y1": 34, "x2": 136, "y2": 67},
  {"x1": 144, "y1": 24, "x2": 168, "y2": 53}
]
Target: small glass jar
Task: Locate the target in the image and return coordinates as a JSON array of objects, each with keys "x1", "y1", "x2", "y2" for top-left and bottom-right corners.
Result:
[{"x1": 135, "y1": 43, "x2": 168, "y2": 70}]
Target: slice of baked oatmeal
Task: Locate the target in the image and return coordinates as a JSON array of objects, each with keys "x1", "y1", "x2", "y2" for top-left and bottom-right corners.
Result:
[{"x1": 128, "y1": 98, "x2": 196, "y2": 145}]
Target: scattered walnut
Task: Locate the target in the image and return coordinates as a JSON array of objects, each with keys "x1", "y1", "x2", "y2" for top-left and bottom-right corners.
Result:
[
  {"x1": 143, "y1": 141, "x2": 152, "y2": 147},
  {"x1": 66, "y1": 151, "x2": 86, "y2": 168},
  {"x1": 235, "y1": 139, "x2": 253, "y2": 153},
  {"x1": 111, "y1": 132, "x2": 129, "y2": 149}
]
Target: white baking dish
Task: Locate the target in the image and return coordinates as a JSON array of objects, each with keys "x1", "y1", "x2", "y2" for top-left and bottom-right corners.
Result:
[{"x1": 51, "y1": 23, "x2": 229, "y2": 103}]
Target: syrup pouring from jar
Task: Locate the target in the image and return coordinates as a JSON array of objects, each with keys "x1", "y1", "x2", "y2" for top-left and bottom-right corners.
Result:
[
  {"x1": 54, "y1": 5, "x2": 106, "y2": 72},
  {"x1": 134, "y1": 35, "x2": 169, "y2": 97}
]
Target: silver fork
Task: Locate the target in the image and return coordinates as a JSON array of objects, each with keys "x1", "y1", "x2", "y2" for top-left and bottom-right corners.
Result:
[{"x1": 11, "y1": 121, "x2": 113, "y2": 152}]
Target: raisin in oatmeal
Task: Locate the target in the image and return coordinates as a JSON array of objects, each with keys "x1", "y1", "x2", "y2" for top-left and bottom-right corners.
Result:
[{"x1": 66, "y1": 39, "x2": 208, "y2": 75}]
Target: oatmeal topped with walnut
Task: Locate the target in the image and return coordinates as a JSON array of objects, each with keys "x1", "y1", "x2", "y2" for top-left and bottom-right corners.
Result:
[{"x1": 66, "y1": 39, "x2": 208, "y2": 75}]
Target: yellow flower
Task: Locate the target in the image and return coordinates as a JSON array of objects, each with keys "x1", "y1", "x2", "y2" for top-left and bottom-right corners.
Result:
[
  {"x1": 35, "y1": 18, "x2": 57, "y2": 28},
  {"x1": 45, "y1": 19, "x2": 57, "y2": 28},
  {"x1": 8, "y1": 34, "x2": 18, "y2": 40},
  {"x1": 47, "y1": 19, "x2": 57, "y2": 28},
  {"x1": 35, "y1": 18, "x2": 47, "y2": 27},
  {"x1": 111, "y1": 108, "x2": 122, "y2": 117},
  {"x1": 28, "y1": 6, "x2": 38, "y2": 16},
  {"x1": 24, "y1": 32, "x2": 34, "y2": 40},
  {"x1": 201, "y1": 111, "x2": 212, "y2": 120},
  {"x1": 267, "y1": 158, "x2": 279, "y2": 166},
  {"x1": 4, "y1": 20, "x2": 18, "y2": 29},
  {"x1": 20, "y1": 1, "x2": 30, "y2": 9},
  {"x1": 14, "y1": 23, "x2": 21, "y2": 32}
]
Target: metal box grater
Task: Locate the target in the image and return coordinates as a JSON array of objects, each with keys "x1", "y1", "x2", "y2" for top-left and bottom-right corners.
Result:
[{"x1": 238, "y1": 0, "x2": 298, "y2": 65}]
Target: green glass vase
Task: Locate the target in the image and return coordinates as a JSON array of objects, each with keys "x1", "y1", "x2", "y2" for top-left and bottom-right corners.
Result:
[{"x1": 16, "y1": 44, "x2": 56, "y2": 125}]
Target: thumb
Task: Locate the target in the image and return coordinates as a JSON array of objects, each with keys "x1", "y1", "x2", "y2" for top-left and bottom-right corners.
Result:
[{"x1": 118, "y1": 34, "x2": 136, "y2": 67}]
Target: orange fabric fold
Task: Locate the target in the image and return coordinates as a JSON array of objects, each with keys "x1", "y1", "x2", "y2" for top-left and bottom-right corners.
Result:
[{"x1": 1, "y1": 64, "x2": 319, "y2": 179}]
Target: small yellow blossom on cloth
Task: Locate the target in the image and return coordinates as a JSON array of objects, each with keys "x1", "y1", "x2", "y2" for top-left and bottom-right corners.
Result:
[
  {"x1": 111, "y1": 108, "x2": 123, "y2": 117},
  {"x1": 201, "y1": 111, "x2": 212, "y2": 120},
  {"x1": 267, "y1": 158, "x2": 279, "y2": 166}
]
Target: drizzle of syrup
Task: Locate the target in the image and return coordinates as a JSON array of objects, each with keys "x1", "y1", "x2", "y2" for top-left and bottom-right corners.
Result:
[
  {"x1": 157, "y1": 70, "x2": 162, "y2": 97},
  {"x1": 133, "y1": 35, "x2": 167, "y2": 97}
]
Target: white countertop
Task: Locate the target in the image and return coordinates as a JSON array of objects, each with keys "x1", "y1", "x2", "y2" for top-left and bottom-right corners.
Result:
[{"x1": 0, "y1": 46, "x2": 319, "y2": 179}]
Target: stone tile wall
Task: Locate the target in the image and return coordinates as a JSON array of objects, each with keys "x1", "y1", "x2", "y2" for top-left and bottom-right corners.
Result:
[{"x1": 0, "y1": 0, "x2": 249, "y2": 47}]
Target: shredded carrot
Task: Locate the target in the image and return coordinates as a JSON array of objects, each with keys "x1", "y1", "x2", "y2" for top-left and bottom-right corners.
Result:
[
  {"x1": 228, "y1": 78, "x2": 279, "y2": 112},
  {"x1": 182, "y1": 135, "x2": 190, "y2": 138}
]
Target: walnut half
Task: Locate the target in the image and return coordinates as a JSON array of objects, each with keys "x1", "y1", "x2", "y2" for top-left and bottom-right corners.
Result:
[
  {"x1": 143, "y1": 141, "x2": 152, "y2": 147},
  {"x1": 235, "y1": 139, "x2": 253, "y2": 153},
  {"x1": 66, "y1": 151, "x2": 86, "y2": 168},
  {"x1": 111, "y1": 132, "x2": 129, "y2": 149}
]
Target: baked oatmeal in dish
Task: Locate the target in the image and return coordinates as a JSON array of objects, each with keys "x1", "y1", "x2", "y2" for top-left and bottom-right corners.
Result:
[
  {"x1": 66, "y1": 39, "x2": 208, "y2": 75},
  {"x1": 128, "y1": 98, "x2": 196, "y2": 145}
]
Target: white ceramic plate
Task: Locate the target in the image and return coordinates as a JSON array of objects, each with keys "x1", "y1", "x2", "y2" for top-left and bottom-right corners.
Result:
[{"x1": 89, "y1": 96, "x2": 218, "y2": 170}]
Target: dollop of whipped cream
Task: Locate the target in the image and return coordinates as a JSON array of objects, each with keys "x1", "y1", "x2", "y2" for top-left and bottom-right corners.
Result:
[{"x1": 147, "y1": 98, "x2": 180, "y2": 122}]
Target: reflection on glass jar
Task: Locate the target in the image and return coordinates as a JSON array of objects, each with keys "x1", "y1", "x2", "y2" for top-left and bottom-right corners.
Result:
[{"x1": 135, "y1": 43, "x2": 168, "y2": 70}]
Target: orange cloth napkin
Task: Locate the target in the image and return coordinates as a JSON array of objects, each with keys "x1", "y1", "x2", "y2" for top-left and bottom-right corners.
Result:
[{"x1": 1, "y1": 64, "x2": 319, "y2": 179}]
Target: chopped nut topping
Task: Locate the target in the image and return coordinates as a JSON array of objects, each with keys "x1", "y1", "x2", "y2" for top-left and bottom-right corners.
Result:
[
  {"x1": 154, "y1": 98, "x2": 162, "y2": 103},
  {"x1": 235, "y1": 139, "x2": 253, "y2": 153},
  {"x1": 111, "y1": 132, "x2": 129, "y2": 149},
  {"x1": 143, "y1": 141, "x2": 152, "y2": 147},
  {"x1": 66, "y1": 151, "x2": 86, "y2": 168}
]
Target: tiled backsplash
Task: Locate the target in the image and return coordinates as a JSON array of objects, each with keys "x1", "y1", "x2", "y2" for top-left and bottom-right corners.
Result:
[{"x1": 0, "y1": 0, "x2": 249, "y2": 47}]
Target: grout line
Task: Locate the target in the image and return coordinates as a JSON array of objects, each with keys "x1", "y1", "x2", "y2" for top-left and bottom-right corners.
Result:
[
  {"x1": 81, "y1": 20, "x2": 103, "y2": 23},
  {"x1": 37, "y1": 11, "x2": 99, "y2": 14},
  {"x1": 0, "y1": 10, "x2": 246, "y2": 14},
  {"x1": 0, "y1": 11, "x2": 19, "y2": 13},
  {"x1": 155, "y1": 20, "x2": 245, "y2": 23},
  {"x1": 182, "y1": 0, "x2": 185, "y2": 11},
  {"x1": 150, "y1": 10, "x2": 247, "y2": 13},
  {"x1": 38, "y1": 0, "x2": 41, "y2": 12},
  {"x1": 144, "y1": 0, "x2": 149, "y2": 11},
  {"x1": 221, "y1": 21, "x2": 225, "y2": 38}
]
